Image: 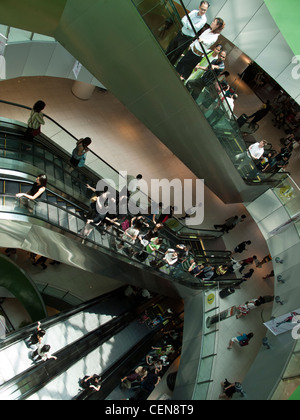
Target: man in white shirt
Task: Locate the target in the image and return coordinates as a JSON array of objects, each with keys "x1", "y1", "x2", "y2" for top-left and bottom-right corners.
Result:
[
  {"x1": 127, "y1": 174, "x2": 143, "y2": 195},
  {"x1": 234, "y1": 141, "x2": 267, "y2": 170},
  {"x1": 156, "y1": 249, "x2": 178, "y2": 269},
  {"x1": 165, "y1": 1, "x2": 209, "y2": 65}
]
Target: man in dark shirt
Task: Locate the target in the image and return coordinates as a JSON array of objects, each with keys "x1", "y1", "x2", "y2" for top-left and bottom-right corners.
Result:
[
  {"x1": 234, "y1": 240, "x2": 251, "y2": 254},
  {"x1": 130, "y1": 371, "x2": 160, "y2": 400}
]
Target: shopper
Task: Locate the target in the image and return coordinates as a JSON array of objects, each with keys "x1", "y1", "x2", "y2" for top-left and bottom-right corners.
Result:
[
  {"x1": 165, "y1": 1, "x2": 209, "y2": 65},
  {"x1": 228, "y1": 332, "x2": 254, "y2": 349},
  {"x1": 219, "y1": 379, "x2": 238, "y2": 400},
  {"x1": 26, "y1": 321, "x2": 46, "y2": 347},
  {"x1": 214, "y1": 214, "x2": 246, "y2": 234},
  {"x1": 70, "y1": 137, "x2": 92, "y2": 168},
  {"x1": 16, "y1": 174, "x2": 47, "y2": 213},
  {"x1": 80, "y1": 374, "x2": 102, "y2": 391},
  {"x1": 25, "y1": 100, "x2": 45, "y2": 140},
  {"x1": 239, "y1": 256, "x2": 257, "y2": 273},
  {"x1": 32, "y1": 344, "x2": 57, "y2": 362},
  {"x1": 176, "y1": 18, "x2": 225, "y2": 80},
  {"x1": 234, "y1": 140, "x2": 267, "y2": 170},
  {"x1": 233, "y1": 240, "x2": 251, "y2": 254}
]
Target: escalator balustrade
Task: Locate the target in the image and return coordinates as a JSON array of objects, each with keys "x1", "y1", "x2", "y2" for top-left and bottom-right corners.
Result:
[
  {"x1": 0, "y1": 119, "x2": 240, "y2": 289},
  {"x1": 0, "y1": 176, "x2": 242, "y2": 289}
]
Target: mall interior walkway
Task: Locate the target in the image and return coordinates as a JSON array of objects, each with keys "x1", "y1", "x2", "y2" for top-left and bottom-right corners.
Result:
[{"x1": 0, "y1": 71, "x2": 298, "y2": 399}]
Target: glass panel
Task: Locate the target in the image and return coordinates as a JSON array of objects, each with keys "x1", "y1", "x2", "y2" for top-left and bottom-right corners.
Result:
[
  {"x1": 131, "y1": 0, "x2": 289, "y2": 190},
  {"x1": 0, "y1": 98, "x2": 243, "y2": 291},
  {"x1": 31, "y1": 33, "x2": 55, "y2": 42},
  {"x1": 8, "y1": 28, "x2": 32, "y2": 43},
  {"x1": 272, "y1": 176, "x2": 300, "y2": 219},
  {"x1": 0, "y1": 26, "x2": 8, "y2": 39},
  {"x1": 0, "y1": 187, "x2": 241, "y2": 293}
]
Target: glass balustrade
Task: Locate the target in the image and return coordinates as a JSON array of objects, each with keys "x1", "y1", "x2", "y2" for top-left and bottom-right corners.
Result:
[
  {"x1": 0, "y1": 188, "x2": 241, "y2": 291},
  {"x1": 131, "y1": 0, "x2": 290, "y2": 187},
  {"x1": 0, "y1": 99, "x2": 228, "y2": 245},
  {"x1": 0, "y1": 100, "x2": 150, "y2": 211},
  {"x1": 0, "y1": 25, "x2": 55, "y2": 44},
  {"x1": 272, "y1": 175, "x2": 300, "y2": 220}
]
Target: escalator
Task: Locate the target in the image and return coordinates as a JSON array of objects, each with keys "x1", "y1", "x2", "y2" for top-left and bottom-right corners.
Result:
[
  {"x1": 0, "y1": 289, "x2": 168, "y2": 400},
  {"x1": 0, "y1": 120, "x2": 98, "y2": 207},
  {"x1": 79, "y1": 325, "x2": 169, "y2": 400},
  {"x1": 0, "y1": 289, "x2": 126, "y2": 385},
  {"x1": 0, "y1": 121, "x2": 242, "y2": 296},
  {"x1": 0, "y1": 175, "x2": 241, "y2": 292}
]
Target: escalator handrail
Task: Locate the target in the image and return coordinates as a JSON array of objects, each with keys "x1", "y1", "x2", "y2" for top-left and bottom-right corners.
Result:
[
  {"x1": 166, "y1": 215, "x2": 224, "y2": 236},
  {"x1": 0, "y1": 196, "x2": 234, "y2": 291},
  {"x1": 0, "y1": 100, "x2": 152, "y2": 205},
  {"x1": 0, "y1": 118, "x2": 230, "y2": 243},
  {"x1": 80, "y1": 322, "x2": 169, "y2": 400},
  {"x1": 0, "y1": 288, "x2": 125, "y2": 352},
  {"x1": 0, "y1": 310, "x2": 133, "y2": 400},
  {"x1": 1, "y1": 179, "x2": 232, "y2": 290},
  {"x1": 1, "y1": 191, "x2": 229, "y2": 272},
  {"x1": 2, "y1": 175, "x2": 89, "y2": 213}
]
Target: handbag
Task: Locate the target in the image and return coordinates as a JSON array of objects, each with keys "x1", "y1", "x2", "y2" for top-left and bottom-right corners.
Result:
[
  {"x1": 239, "y1": 339, "x2": 249, "y2": 347},
  {"x1": 121, "y1": 219, "x2": 130, "y2": 231}
]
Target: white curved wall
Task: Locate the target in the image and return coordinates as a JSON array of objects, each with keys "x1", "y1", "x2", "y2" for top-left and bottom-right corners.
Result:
[{"x1": 3, "y1": 40, "x2": 106, "y2": 89}]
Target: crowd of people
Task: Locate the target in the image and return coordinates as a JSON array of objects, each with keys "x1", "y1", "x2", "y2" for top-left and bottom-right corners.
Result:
[
  {"x1": 120, "y1": 321, "x2": 183, "y2": 401},
  {"x1": 164, "y1": 2, "x2": 238, "y2": 128},
  {"x1": 77, "y1": 193, "x2": 244, "y2": 285},
  {"x1": 7, "y1": 4, "x2": 291, "y2": 400}
]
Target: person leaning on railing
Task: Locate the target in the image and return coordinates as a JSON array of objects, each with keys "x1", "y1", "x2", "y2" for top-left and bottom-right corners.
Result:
[
  {"x1": 16, "y1": 174, "x2": 47, "y2": 213},
  {"x1": 165, "y1": 1, "x2": 209, "y2": 65},
  {"x1": 234, "y1": 140, "x2": 267, "y2": 171},
  {"x1": 185, "y1": 50, "x2": 227, "y2": 102},
  {"x1": 176, "y1": 17, "x2": 225, "y2": 81}
]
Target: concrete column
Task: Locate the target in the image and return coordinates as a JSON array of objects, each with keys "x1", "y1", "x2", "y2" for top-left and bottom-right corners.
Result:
[{"x1": 71, "y1": 80, "x2": 96, "y2": 100}]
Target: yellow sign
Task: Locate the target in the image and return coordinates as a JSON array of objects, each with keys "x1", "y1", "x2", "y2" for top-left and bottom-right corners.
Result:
[{"x1": 207, "y1": 293, "x2": 215, "y2": 305}]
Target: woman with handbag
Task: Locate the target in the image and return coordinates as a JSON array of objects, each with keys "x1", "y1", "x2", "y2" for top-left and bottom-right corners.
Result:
[{"x1": 25, "y1": 100, "x2": 46, "y2": 140}]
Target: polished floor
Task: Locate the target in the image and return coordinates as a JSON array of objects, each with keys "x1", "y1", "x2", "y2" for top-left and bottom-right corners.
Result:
[{"x1": 0, "y1": 73, "x2": 298, "y2": 400}]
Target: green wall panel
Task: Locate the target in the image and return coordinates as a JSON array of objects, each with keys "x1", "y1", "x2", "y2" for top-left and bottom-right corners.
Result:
[
  {"x1": 289, "y1": 385, "x2": 300, "y2": 400},
  {"x1": 0, "y1": 0, "x2": 66, "y2": 36},
  {"x1": 264, "y1": 0, "x2": 300, "y2": 56},
  {"x1": 0, "y1": 254, "x2": 47, "y2": 321}
]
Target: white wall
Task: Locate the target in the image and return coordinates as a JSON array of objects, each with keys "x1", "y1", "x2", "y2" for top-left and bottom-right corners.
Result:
[{"x1": 177, "y1": 0, "x2": 300, "y2": 104}]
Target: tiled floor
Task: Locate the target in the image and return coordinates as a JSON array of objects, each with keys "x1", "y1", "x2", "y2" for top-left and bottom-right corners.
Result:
[{"x1": 0, "y1": 74, "x2": 298, "y2": 400}]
